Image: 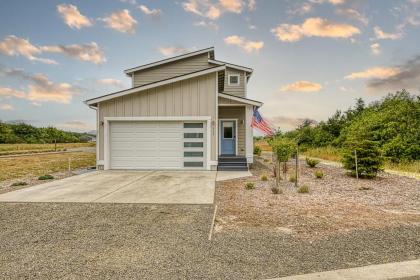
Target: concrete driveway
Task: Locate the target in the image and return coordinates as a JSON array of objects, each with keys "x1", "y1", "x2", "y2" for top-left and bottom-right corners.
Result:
[{"x1": 0, "y1": 171, "x2": 216, "y2": 204}]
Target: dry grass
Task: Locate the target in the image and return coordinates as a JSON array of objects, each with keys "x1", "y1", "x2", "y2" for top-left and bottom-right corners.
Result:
[
  {"x1": 254, "y1": 139, "x2": 272, "y2": 152},
  {"x1": 302, "y1": 146, "x2": 342, "y2": 162},
  {"x1": 0, "y1": 152, "x2": 95, "y2": 182},
  {"x1": 0, "y1": 143, "x2": 95, "y2": 154}
]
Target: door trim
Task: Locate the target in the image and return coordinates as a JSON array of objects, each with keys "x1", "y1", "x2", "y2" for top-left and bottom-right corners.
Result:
[
  {"x1": 218, "y1": 118, "x2": 238, "y2": 156},
  {"x1": 103, "y1": 116, "x2": 212, "y2": 170}
]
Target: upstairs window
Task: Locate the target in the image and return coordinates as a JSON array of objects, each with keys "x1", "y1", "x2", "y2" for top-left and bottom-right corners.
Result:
[{"x1": 228, "y1": 74, "x2": 240, "y2": 86}]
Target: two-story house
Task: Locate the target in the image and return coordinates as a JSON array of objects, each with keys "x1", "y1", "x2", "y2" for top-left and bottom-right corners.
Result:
[{"x1": 85, "y1": 47, "x2": 263, "y2": 171}]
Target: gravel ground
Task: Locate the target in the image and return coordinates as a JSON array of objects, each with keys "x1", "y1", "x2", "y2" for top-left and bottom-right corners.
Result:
[
  {"x1": 215, "y1": 158, "x2": 420, "y2": 239},
  {"x1": 0, "y1": 203, "x2": 419, "y2": 279}
]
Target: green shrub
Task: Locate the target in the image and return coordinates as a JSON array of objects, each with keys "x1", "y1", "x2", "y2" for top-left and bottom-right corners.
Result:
[
  {"x1": 271, "y1": 187, "x2": 282, "y2": 194},
  {"x1": 253, "y1": 146, "x2": 262, "y2": 156},
  {"x1": 271, "y1": 138, "x2": 296, "y2": 163},
  {"x1": 38, "y1": 174, "x2": 54, "y2": 180},
  {"x1": 305, "y1": 157, "x2": 320, "y2": 168},
  {"x1": 342, "y1": 140, "x2": 383, "y2": 179},
  {"x1": 261, "y1": 175, "x2": 268, "y2": 181},
  {"x1": 297, "y1": 185, "x2": 310, "y2": 193},
  {"x1": 314, "y1": 171, "x2": 324, "y2": 179},
  {"x1": 11, "y1": 181, "x2": 27, "y2": 187},
  {"x1": 245, "y1": 182, "x2": 255, "y2": 190},
  {"x1": 288, "y1": 175, "x2": 296, "y2": 183}
]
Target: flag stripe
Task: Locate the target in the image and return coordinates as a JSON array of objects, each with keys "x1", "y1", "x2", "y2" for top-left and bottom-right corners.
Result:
[{"x1": 251, "y1": 108, "x2": 274, "y2": 136}]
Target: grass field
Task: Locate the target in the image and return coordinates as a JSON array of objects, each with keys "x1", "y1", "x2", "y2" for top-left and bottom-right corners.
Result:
[
  {"x1": 0, "y1": 152, "x2": 96, "y2": 181},
  {"x1": 0, "y1": 143, "x2": 95, "y2": 156}
]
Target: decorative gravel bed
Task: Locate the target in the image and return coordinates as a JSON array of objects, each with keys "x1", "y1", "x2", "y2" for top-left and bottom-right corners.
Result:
[{"x1": 215, "y1": 158, "x2": 420, "y2": 239}]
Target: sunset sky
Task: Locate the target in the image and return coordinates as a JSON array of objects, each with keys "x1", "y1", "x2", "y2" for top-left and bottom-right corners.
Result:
[{"x1": 0, "y1": 0, "x2": 419, "y2": 132}]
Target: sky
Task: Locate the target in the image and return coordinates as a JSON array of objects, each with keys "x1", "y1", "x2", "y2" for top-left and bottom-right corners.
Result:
[{"x1": 0, "y1": 0, "x2": 419, "y2": 132}]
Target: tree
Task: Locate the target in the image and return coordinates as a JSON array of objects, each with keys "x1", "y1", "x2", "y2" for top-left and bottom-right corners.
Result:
[{"x1": 271, "y1": 137, "x2": 296, "y2": 184}]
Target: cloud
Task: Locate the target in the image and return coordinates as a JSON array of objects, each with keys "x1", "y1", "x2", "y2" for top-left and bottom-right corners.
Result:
[
  {"x1": 271, "y1": 17, "x2": 360, "y2": 42},
  {"x1": 370, "y1": 43, "x2": 381, "y2": 55},
  {"x1": 41, "y1": 42, "x2": 106, "y2": 64},
  {"x1": 373, "y1": 26, "x2": 402, "y2": 40},
  {"x1": 194, "y1": 20, "x2": 219, "y2": 30},
  {"x1": 0, "y1": 103, "x2": 14, "y2": 111},
  {"x1": 182, "y1": 0, "x2": 221, "y2": 19},
  {"x1": 0, "y1": 35, "x2": 105, "y2": 65},
  {"x1": 280, "y1": 81, "x2": 322, "y2": 92},
  {"x1": 248, "y1": 0, "x2": 256, "y2": 11},
  {"x1": 267, "y1": 116, "x2": 317, "y2": 131},
  {"x1": 336, "y1": 8, "x2": 368, "y2": 25},
  {"x1": 367, "y1": 55, "x2": 420, "y2": 91},
  {"x1": 101, "y1": 9, "x2": 137, "y2": 34},
  {"x1": 0, "y1": 66, "x2": 78, "y2": 104},
  {"x1": 157, "y1": 46, "x2": 194, "y2": 57},
  {"x1": 0, "y1": 35, "x2": 57, "y2": 64},
  {"x1": 219, "y1": 0, "x2": 243, "y2": 13},
  {"x1": 345, "y1": 67, "x2": 400, "y2": 80},
  {"x1": 138, "y1": 5, "x2": 162, "y2": 16},
  {"x1": 224, "y1": 35, "x2": 263, "y2": 53},
  {"x1": 310, "y1": 0, "x2": 345, "y2": 5},
  {"x1": 289, "y1": 2, "x2": 313, "y2": 15},
  {"x1": 57, "y1": 4, "x2": 92, "y2": 29},
  {"x1": 96, "y1": 78, "x2": 124, "y2": 88},
  {"x1": 59, "y1": 120, "x2": 91, "y2": 131}
]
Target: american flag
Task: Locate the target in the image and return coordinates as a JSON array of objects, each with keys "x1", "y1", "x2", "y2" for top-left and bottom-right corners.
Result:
[{"x1": 251, "y1": 108, "x2": 275, "y2": 136}]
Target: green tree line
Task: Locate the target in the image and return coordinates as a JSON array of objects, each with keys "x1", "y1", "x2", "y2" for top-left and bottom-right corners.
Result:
[
  {"x1": 0, "y1": 122, "x2": 95, "y2": 144},
  {"x1": 279, "y1": 90, "x2": 420, "y2": 163}
]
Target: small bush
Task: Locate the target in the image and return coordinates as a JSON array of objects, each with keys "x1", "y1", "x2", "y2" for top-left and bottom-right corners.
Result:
[
  {"x1": 38, "y1": 174, "x2": 54, "y2": 180},
  {"x1": 11, "y1": 181, "x2": 27, "y2": 187},
  {"x1": 342, "y1": 140, "x2": 383, "y2": 179},
  {"x1": 245, "y1": 182, "x2": 255, "y2": 190},
  {"x1": 314, "y1": 171, "x2": 324, "y2": 179},
  {"x1": 253, "y1": 146, "x2": 262, "y2": 156},
  {"x1": 305, "y1": 157, "x2": 320, "y2": 168},
  {"x1": 359, "y1": 186, "x2": 371, "y2": 191},
  {"x1": 289, "y1": 175, "x2": 296, "y2": 183},
  {"x1": 261, "y1": 175, "x2": 268, "y2": 181},
  {"x1": 297, "y1": 185, "x2": 310, "y2": 193},
  {"x1": 271, "y1": 187, "x2": 282, "y2": 194}
]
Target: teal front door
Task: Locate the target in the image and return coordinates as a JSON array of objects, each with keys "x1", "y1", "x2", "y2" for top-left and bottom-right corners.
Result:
[{"x1": 220, "y1": 120, "x2": 236, "y2": 155}]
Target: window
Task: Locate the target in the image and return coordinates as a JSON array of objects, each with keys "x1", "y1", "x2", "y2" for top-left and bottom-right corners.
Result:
[
  {"x1": 184, "y1": 142, "x2": 203, "y2": 148},
  {"x1": 184, "y1": 123, "x2": 203, "y2": 128},
  {"x1": 223, "y1": 122, "x2": 234, "y2": 139},
  {"x1": 228, "y1": 74, "x2": 240, "y2": 86},
  {"x1": 184, "y1": 133, "x2": 203, "y2": 139},
  {"x1": 184, "y1": 162, "x2": 204, "y2": 167},
  {"x1": 184, "y1": 151, "x2": 203, "y2": 157}
]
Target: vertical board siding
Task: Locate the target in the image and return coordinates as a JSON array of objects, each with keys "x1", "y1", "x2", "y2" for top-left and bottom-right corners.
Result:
[
  {"x1": 224, "y1": 68, "x2": 246, "y2": 97},
  {"x1": 218, "y1": 106, "x2": 246, "y2": 156},
  {"x1": 132, "y1": 54, "x2": 212, "y2": 87},
  {"x1": 98, "y1": 73, "x2": 217, "y2": 161}
]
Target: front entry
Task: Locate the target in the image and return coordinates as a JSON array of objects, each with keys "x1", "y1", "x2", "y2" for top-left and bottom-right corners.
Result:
[{"x1": 220, "y1": 120, "x2": 236, "y2": 155}]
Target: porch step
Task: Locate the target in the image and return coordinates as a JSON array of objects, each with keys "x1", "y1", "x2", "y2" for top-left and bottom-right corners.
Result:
[
  {"x1": 217, "y1": 156, "x2": 248, "y2": 171},
  {"x1": 217, "y1": 165, "x2": 249, "y2": 171}
]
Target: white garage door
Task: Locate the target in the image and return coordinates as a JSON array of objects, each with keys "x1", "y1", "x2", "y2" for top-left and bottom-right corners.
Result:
[{"x1": 109, "y1": 121, "x2": 206, "y2": 170}]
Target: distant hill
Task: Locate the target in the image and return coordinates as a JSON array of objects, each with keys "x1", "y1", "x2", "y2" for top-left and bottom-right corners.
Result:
[{"x1": 0, "y1": 122, "x2": 95, "y2": 144}]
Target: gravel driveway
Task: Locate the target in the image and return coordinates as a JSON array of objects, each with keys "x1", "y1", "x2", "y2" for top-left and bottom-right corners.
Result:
[{"x1": 1, "y1": 203, "x2": 419, "y2": 279}]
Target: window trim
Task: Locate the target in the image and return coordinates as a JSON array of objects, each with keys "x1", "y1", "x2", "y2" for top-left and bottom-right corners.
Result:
[{"x1": 228, "y1": 74, "x2": 240, "y2": 86}]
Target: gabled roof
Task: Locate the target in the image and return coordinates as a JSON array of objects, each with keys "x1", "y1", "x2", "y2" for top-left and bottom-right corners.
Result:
[
  {"x1": 219, "y1": 92, "x2": 263, "y2": 107},
  {"x1": 85, "y1": 65, "x2": 225, "y2": 106},
  {"x1": 124, "y1": 47, "x2": 215, "y2": 75},
  {"x1": 209, "y1": 59, "x2": 253, "y2": 73}
]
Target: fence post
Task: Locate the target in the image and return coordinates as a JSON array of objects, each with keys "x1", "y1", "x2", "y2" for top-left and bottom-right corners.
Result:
[
  {"x1": 68, "y1": 157, "x2": 71, "y2": 176},
  {"x1": 295, "y1": 145, "x2": 299, "y2": 188},
  {"x1": 354, "y1": 149, "x2": 358, "y2": 180}
]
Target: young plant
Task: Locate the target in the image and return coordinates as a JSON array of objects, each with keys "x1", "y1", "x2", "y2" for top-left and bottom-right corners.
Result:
[
  {"x1": 253, "y1": 146, "x2": 262, "y2": 156},
  {"x1": 297, "y1": 185, "x2": 310, "y2": 193},
  {"x1": 305, "y1": 157, "x2": 320, "y2": 168},
  {"x1": 271, "y1": 187, "x2": 282, "y2": 194},
  {"x1": 245, "y1": 182, "x2": 255, "y2": 190},
  {"x1": 261, "y1": 174, "x2": 268, "y2": 181},
  {"x1": 314, "y1": 171, "x2": 324, "y2": 179},
  {"x1": 38, "y1": 174, "x2": 54, "y2": 180},
  {"x1": 288, "y1": 175, "x2": 296, "y2": 183},
  {"x1": 11, "y1": 181, "x2": 27, "y2": 187}
]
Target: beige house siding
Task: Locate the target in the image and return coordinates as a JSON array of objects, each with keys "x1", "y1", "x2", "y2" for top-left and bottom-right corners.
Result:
[
  {"x1": 218, "y1": 96, "x2": 244, "y2": 105},
  {"x1": 98, "y1": 73, "x2": 217, "y2": 162},
  {"x1": 132, "y1": 53, "x2": 212, "y2": 87},
  {"x1": 223, "y1": 68, "x2": 246, "y2": 97},
  {"x1": 218, "y1": 106, "x2": 246, "y2": 156}
]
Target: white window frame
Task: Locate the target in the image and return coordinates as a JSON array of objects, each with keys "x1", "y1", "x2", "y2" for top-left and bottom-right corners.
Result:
[{"x1": 228, "y1": 74, "x2": 240, "y2": 86}]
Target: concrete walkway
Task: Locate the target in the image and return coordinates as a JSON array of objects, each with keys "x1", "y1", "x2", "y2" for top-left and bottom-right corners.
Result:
[
  {"x1": 0, "y1": 170, "x2": 216, "y2": 204},
  {"x1": 270, "y1": 259, "x2": 420, "y2": 280}
]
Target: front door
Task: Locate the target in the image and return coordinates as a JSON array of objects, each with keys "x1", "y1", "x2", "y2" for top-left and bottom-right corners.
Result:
[{"x1": 220, "y1": 120, "x2": 236, "y2": 155}]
